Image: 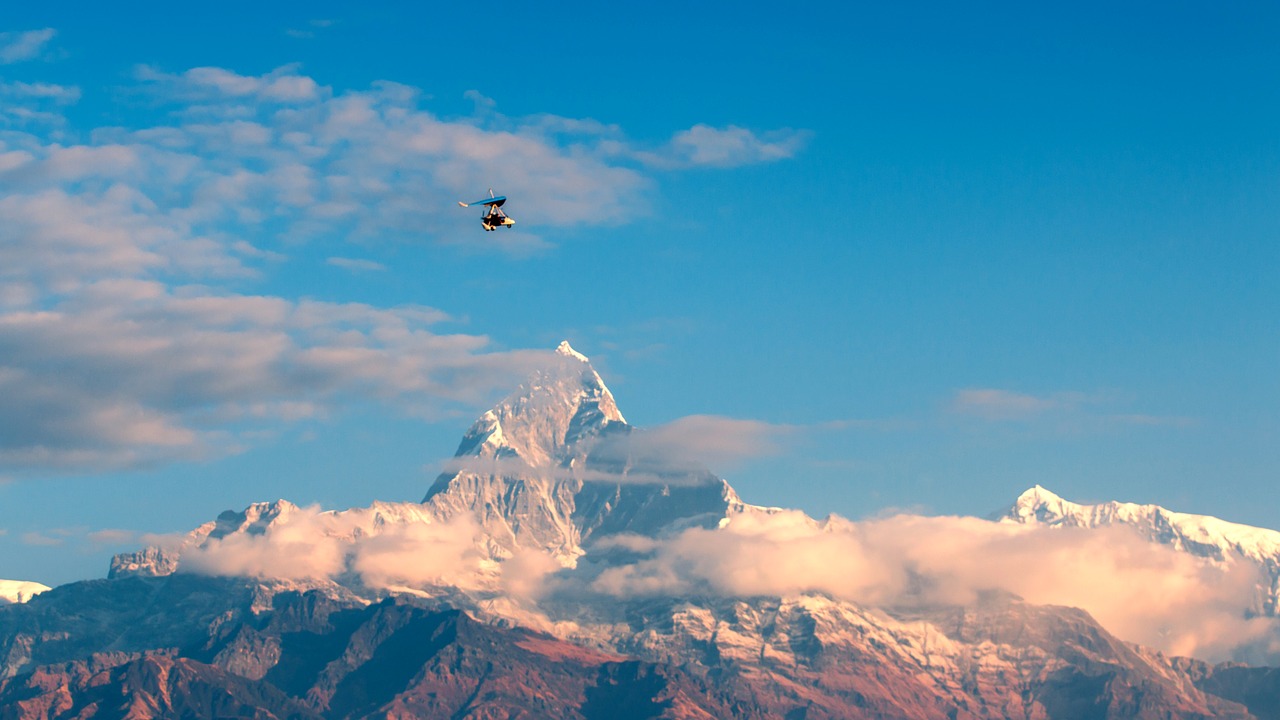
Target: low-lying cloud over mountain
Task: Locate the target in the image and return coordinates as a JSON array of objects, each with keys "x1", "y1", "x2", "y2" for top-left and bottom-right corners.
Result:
[
  {"x1": 100, "y1": 345, "x2": 1280, "y2": 665},
  {"x1": 5, "y1": 344, "x2": 1279, "y2": 719}
]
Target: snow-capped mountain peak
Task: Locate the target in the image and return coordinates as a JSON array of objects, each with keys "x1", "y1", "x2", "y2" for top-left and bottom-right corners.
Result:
[
  {"x1": 1000, "y1": 485, "x2": 1280, "y2": 562},
  {"x1": 446, "y1": 341, "x2": 625, "y2": 471},
  {"x1": 555, "y1": 339, "x2": 589, "y2": 362},
  {"x1": 1006, "y1": 484, "x2": 1076, "y2": 524},
  {"x1": 418, "y1": 343, "x2": 741, "y2": 563}
]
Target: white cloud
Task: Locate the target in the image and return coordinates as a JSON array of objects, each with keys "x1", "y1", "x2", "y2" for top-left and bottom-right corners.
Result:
[
  {"x1": 0, "y1": 281, "x2": 548, "y2": 472},
  {"x1": 639, "y1": 124, "x2": 810, "y2": 169},
  {"x1": 947, "y1": 387, "x2": 1195, "y2": 431},
  {"x1": 285, "y1": 19, "x2": 336, "y2": 40},
  {"x1": 86, "y1": 529, "x2": 138, "y2": 545},
  {"x1": 161, "y1": 496, "x2": 1277, "y2": 661},
  {"x1": 20, "y1": 531, "x2": 66, "y2": 547},
  {"x1": 0, "y1": 29, "x2": 56, "y2": 64},
  {"x1": 949, "y1": 388, "x2": 1065, "y2": 420},
  {"x1": 181, "y1": 507, "x2": 350, "y2": 581},
  {"x1": 326, "y1": 256, "x2": 387, "y2": 272},
  {"x1": 436, "y1": 414, "x2": 792, "y2": 486},
  {"x1": 179, "y1": 504, "x2": 493, "y2": 592},
  {"x1": 587, "y1": 415, "x2": 790, "y2": 477},
  {"x1": 136, "y1": 64, "x2": 326, "y2": 104},
  {"x1": 0, "y1": 81, "x2": 80, "y2": 104},
  {"x1": 590, "y1": 511, "x2": 1276, "y2": 662}
]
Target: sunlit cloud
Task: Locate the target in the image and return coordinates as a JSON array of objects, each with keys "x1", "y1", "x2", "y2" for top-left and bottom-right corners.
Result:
[
  {"x1": 589, "y1": 511, "x2": 1276, "y2": 662},
  {"x1": 178, "y1": 503, "x2": 496, "y2": 593},
  {"x1": 146, "y1": 491, "x2": 1280, "y2": 663}
]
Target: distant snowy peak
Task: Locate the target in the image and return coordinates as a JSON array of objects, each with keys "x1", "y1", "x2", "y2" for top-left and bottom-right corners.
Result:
[
  {"x1": 452, "y1": 341, "x2": 626, "y2": 469},
  {"x1": 0, "y1": 579, "x2": 49, "y2": 604},
  {"x1": 1002, "y1": 485, "x2": 1280, "y2": 565}
]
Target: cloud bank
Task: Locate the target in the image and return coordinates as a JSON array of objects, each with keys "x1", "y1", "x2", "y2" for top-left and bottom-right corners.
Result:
[
  {"x1": 589, "y1": 511, "x2": 1274, "y2": 662},
  {"x1": 160, "y1": 496, "x2": 1278, "y2": 662}
]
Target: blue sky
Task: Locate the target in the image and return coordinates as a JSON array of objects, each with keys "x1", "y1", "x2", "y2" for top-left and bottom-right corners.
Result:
[{"x1": 0, "y1": 2, "x2": 1276, "y2": 585}]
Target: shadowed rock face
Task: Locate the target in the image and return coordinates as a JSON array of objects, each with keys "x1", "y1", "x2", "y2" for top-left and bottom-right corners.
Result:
[
  {"x1": 1170, "y1": 658, "x2": 1280, "y2": 720},
  {"x1": 0, "y1": 654, "x2": 317, "y2": 720},
  {"x1": 0, "y1": 589, "x2": 740, "y2": 720},
  {"x1": 1, "y1": 577, "x2": 1259, "y2": 720}
]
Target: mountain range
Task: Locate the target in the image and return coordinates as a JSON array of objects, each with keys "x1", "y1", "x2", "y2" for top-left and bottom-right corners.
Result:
[{"x1": 2, "y1": 342, "x2": 1278, "y2": 719}]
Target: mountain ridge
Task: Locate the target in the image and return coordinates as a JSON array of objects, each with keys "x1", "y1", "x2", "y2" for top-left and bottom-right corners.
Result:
[
  {"x1": 38, "y1": 343, "x2": 1278, "y2": 718},
  {"x1": 1001, "y1": 484, "x2": 1280, "y2": 616}
]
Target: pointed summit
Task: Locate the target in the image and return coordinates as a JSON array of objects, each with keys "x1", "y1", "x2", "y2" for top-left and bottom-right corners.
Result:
[
  {"x1": 1000, "y1": 485, "x2": 1078, "y2": 525},
  {"x1": 555, "y1": 340, "x2": 590, "y2": 363},
  {"x1": 421, "y1": 342, "x2": 745, "y2": 563},
  {"x1": 444, "y1": 342, "x2": 625, "y2": 470}
]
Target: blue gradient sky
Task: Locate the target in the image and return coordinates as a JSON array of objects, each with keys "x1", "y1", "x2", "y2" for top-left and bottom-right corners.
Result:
[{"x1": 1, "y1": 2, "x2": 1276, "y2": 585}]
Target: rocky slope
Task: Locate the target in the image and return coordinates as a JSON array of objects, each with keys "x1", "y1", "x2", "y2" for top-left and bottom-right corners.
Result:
[
  {"x1": 0, "y1": 579, "x2": 1256, "y2": 719},
  {"x1": 0, "y1": 588, "x2": 743, "y2": 719}
]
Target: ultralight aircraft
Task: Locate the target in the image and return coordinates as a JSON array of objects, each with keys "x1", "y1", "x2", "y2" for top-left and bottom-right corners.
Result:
[{"x1": 458, "y1": 189, "x2": 515, "y2": 231}]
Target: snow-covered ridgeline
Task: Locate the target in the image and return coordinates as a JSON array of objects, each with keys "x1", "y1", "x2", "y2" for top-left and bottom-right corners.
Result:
[
  {"x1": 1002, "y1": 485, "x2": 1280, "y2": 564},
  {"x1": 1002, "y1": 484, "x2": 1280, "y2": 615}
]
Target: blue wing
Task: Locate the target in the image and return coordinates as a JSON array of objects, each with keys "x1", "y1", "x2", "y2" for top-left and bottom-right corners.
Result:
[{"x1": 464, "y1": 196, "x2": 506, "y2": 207}]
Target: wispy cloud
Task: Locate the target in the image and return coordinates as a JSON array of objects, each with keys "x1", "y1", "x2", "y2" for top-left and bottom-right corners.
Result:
[
  {"x1": 0, "y1": 81, "x2": 80, "y2": 104},
  {"x1": 86, "y1": 528, "x2": 138, "y2": 545},
  {"x1": 0, "y1": 29, "x2": 56, "y2": 64},
  {"x1": 21, "y1": 529, "x2": 76, "y2": 547},
  {"x1": 591, "y1": 415, "x2": 789, "y2": 474},
  {"x1": 948, "y1": 387, "x2": 1195, "y2": 430},
  {"x1": 654, "y1": 124, "x2": 811, "y2": 168},
  {"x1": 1107, "y1": 413, "x2": 1197, "y2": 428},
  {"x1": 285, "y1": 19, "x2": 336, "y2": 40},
  {"x1": 949, "y1": 388, "x2": 1069, "y2": 420},
  {"x1": 326, "y1": 256, "x2": 387, "y2": 272}
]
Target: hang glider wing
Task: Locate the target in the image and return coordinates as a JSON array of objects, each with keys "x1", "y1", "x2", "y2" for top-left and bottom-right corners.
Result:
[{"x1": 459, "y1": 196, "x2": 506, "y2": 208}]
